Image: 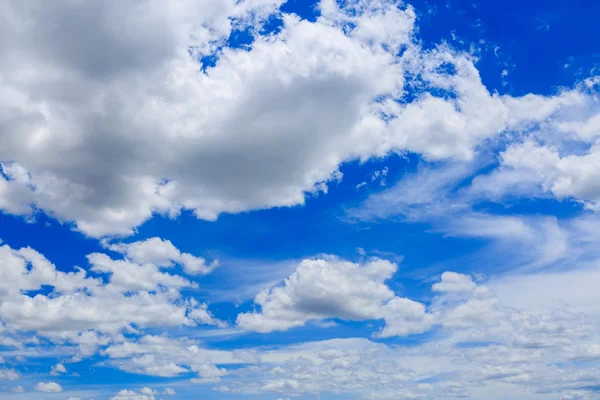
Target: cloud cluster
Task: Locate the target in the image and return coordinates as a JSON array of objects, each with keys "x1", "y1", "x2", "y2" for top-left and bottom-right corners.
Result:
[
  {"x1": 34, "y1": 381, "x2": 62, "y2": 393},
  {"x1": 2, "y1": 0, "x2": 597, "y2": 238},
  {"x1": 1, "y1": 239, "x2": 599, "y2": 399},
  {"x1": 0, "y1": 238, "x2": 223, "y2": 374},
  {"x1": 222, "y1": 271, "x2": 600, "y2": 399}
]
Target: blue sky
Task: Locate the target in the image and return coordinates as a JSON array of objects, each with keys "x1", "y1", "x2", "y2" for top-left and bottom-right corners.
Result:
[{"x1": 1, "y1": 0, "x2": 600, "y2": 399}]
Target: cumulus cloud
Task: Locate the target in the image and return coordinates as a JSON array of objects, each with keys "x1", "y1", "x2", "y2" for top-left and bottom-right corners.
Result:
[
  {"x1": 107, "y1": 237, "x2": 219, "y2": 275},
  {"x1": 494, "y1": 140, "x2": 600, "y2": 210},
  {"x1": 0, "y1": 0, "x2": 411, "y2": 236},
  {"x1": 433, "y1": 272, "x2": 477, "y2": 293},
  {"x1": 2, "y1": 0, "x2": 596, "y2": 237},
  {"x1": 50, "y1": 363, "x2": 67, "y2": 376},
  {"x1": 237, "y1": 257, "x2": 433, "y2": 336},
  {"x1": 0, "y1": 240, "x2": 222, "y2": 367},
  {"x1": 34, "y1": 381, "x2": 62, "y2": 393},
  {"x1": 140, "y1": 387, "x2": 158, "y2": 396}
]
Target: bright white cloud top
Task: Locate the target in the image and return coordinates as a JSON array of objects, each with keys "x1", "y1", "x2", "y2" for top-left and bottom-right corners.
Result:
[{"x1": 0, "y1": 0, "x2": 599, "y2": 399}]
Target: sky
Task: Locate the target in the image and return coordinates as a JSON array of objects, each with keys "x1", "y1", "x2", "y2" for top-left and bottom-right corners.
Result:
[{"x1": 0, "y1": 0, "x2": 600, "y2": 399}]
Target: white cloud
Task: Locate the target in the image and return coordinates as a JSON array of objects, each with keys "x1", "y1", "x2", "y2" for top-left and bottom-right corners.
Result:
[
  {"x1": 110, "y1": 389, "x2": 154, "y2": 400},
  {"x1": 232, "y1": 349, "x2": 261, "y2": 364},
  {"x1": 0, "y1": 240, "x2": 223, "y2": 370},
  {"x1": 220, "y1": 270, "x2": 600, "y2": 399},
  {"x1": 87, "y1": 252, "x2": 193, "y2": 294},
  {"x1": 0, "y1": 0, "x2": 411, "y2": 236},
  {"x1": 188, "y1": 300, "x2": 227, "y2": 327},
  {"x1": 0, "y1": 277, "x2": 191, "y2": 335},
  {"x1": 107, "y1": 237, "x2": 219, "y2": 275},
  {"x1": 163, "y1": 388, "x2": 176, "y2": 395},
  {"x1": 50, "y1": 363, "x2": 67, "y2": 376},
  {"x1": 139, "y1": 387, "x2": 158, "y2": 396},
  {"x1": 432, "y1": 272, "x2": 476, "y2": 293},
  {"x1": 104, "y1": 335, "x2": 225, "y2": 381},
  {"x1": 34, "y1": 381, "x2": 62, "y2": 393},
  {"x1": 496, "y1": 140, "x2": 600, "y2": 210},
  {"x1": 237, "y1": 257, "x2": 433, "y2": 336},
  {"x1": 376, "y1": 297, "x2": 434, "y2": 337},
  {"x1": 1, "y1": 0, "x2": 596, "y2": 237},
  {"x1": 0, "y1": 368, "x2": 19, "y2": 381},
  {"x1": 0, "y1": 243, "x2": 97, "y2": 302}
]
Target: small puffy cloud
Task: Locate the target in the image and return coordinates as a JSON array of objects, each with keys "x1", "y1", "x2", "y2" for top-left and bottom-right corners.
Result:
[
  {"x1": 107, "y1": 237, "x2": 218, "y2": 275},
  {"x1": 11, "y1": 386, "x2": 25, "y2": 393},
  {"x1": 432, "y1": 272, "x2": 477, "y2": 293},
  {"x1": 163, "y1": 388, "x2": 176, "y2": 395},
  {"x1": 34, "y1": 381, "x2": 62, "y2": 393},
  {"x1": 376, "y1": 297, "x2": 435, "y2": 337},
  {"x1": 50, "y1": 363, "x2": 67, "y2": 375},
  {"x1": 140, "y1": 387, "x2": 158, "y2": 396}
]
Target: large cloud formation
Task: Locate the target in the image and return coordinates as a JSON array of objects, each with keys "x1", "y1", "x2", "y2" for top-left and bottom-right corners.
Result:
[{"x1": 2, "y1": 0, "x2": 598, "y2": 237}]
